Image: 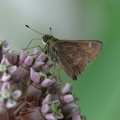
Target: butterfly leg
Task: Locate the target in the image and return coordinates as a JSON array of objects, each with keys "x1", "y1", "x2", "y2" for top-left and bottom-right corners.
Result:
[
  {"x1": 57, "y1": 64, "x2": 62, "y2": 81},
  {"x1": 52, "y1": 59, "x2": 57, "y2": 76},
  {"x1": 51, "y1": 62, "x2": 61, "y2": 82},
  {"x1": 23, "y1": 45, "x2": 44, "y2": 57}
]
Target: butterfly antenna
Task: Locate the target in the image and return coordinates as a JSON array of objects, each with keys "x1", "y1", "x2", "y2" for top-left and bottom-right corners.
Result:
[
  {"x1": 49, "y1": 27, "x2": 52, "y2": 35},
  {"x1": 25, "y1": 25, "x2": 45, "y2": 35}
]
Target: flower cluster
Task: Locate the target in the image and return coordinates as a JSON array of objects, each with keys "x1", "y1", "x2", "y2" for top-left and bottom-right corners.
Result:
[{"x1": 0, "y1": 37, "x2": 86, "y2": 120}]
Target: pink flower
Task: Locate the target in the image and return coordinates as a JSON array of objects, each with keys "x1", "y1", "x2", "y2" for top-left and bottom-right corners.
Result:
[
  {"x1": 61, "y1": 83, "x2": 72, "y2": 94},
  {"x1": 32, "y1": 60, "x2": 44, "y2": 69},
  {"x1": 24, "y1": 55, "x2": 34, "y2": 67},
  {"x1": 41, "y1": 76, "x2": 56, "y2": 87},
  {"x1": 0, "y1": 58, "x2": 17, "y2": 81},
  {"x1": 45, "y1": 59, "x2": 54, "y2": 68},
  {"x1": 7, "y1": 66, "x2": 17, "y2": 75},
  {"x1": 60, "y1": 83, "x2": 76, "y2": 104},
  {"x1": 41, "y1": 65, "x2": 50, "y2": 74},
  {"x1": 63, "y1": 94, "x2": 74, "y2": 103},
  {"x1": 0, "y1": 38, "x2": 86, "y2": 120},
  {"x1": 63, "y1": 101, "x2": 79, "y2": 111},
  {"x1": 0, "y1": 58, "x2": 9, "y2": 66},
  {"x1": 33, "y1": 47, "x2": 39, "y2": 57},
  {"x1": 4, "y1": 51, "x2": 18, "y2": 65},
  {"x1": 0, "y1": 37, "x2": 11, "y2": 54},
  {"x1": 41, "y1": 94, "x2": 63, "y2": 120},
  {"x1": 18, "y1": 50, "x2": 27, "y2": 65},
  {"x1": 30, "y1": 68, "x2": 41, "y2": 83},
  {"x1": 0, "y1": 82, "x2": 22, "y2": 109},
  {"x1": 1, "y1": 73, "x2": 11, "y2": 82},
  {"x1": 37, "y1": 52, "x2": 47, "y2": 61}
]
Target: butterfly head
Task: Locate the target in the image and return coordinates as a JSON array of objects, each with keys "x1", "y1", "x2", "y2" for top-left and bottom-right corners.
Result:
[{"x1": 42, "y1": 35, "x2": 53, "y2": 45}]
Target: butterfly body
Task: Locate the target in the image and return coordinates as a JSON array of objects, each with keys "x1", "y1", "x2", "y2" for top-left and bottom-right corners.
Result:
[{"x1": 42, "y1": 35, "x2": 102, "y2": 80}]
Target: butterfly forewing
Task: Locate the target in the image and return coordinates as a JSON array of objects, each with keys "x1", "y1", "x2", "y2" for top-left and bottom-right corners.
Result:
[{"x1": 54, "y1": 40, "x2": 102, "y2": 80}]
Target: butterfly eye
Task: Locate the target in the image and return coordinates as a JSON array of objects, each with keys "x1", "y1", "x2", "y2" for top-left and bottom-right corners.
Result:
[
  {"x1": 42, "y1": 35, "x2": 48, "y2": 45},
  {"x1": 42, "y1": 35, "x2": 52, "y2": 45},
  {"x1": 43, "y1": 36, "x2": 48, "y2": 43}
]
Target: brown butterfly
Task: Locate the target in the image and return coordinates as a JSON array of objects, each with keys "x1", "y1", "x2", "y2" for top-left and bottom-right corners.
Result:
[
  {"x1": 42, "y1": 35, "x2": 102, "y2": 80},
  {"x1": 26, "y1": 25, "x2": 103, "y2": 80}
]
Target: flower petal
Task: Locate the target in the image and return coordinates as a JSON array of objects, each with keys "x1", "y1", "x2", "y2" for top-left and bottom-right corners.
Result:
[
  {"x1": 33, "y1": 47, "x2": 39, "y2": 57},
  {"x1": 1, "y1": 37, "x2": 11, "y2": 54},
  {"x1": 32, "y1": 61, "x2": 44, "y2": 69},
  {"x1": 41, "y1": 104, "x2": 50, "y2": 114},
  {"x1": 12, "y1": 90, "x2": 22, "y2": 100},
  {"x1": 67, "y1": 102, "x2": 79, "y2": 108},
  {"x1": 37, "y1": 52, "x2": 46, "y2": 61},
  {"x1": 1, "y1": 82, "x2": 10, "y2": 92},
  {"x1": 55, "y1": 112, "x2": 63, "y2": 119},
  {"x1": 63, "y1": 95, "x2": 74, "y2": 103},
  {"x1": 2, "y1": 37, "x2": 9, "y2": 46},
  {"x1": 51, "y1": 100, "x2": 60, "y2": 107},
  {"x1": 8, "y1": 66, "x2": 17, "y2": 75},
  {"x1": 42, "y1": 94, "x2": 51, "y2": 105},
  {"x1": 30, "y1": 67, "x2": 35, "y2": 80},
  {"x1": 6, "y1": 99, "x2": 17, "y2": 108},
  {"x1": 30, "y1": 68, "x2": 40, "y2": 83},
  {"x1": 41, "y1": 78, "x2": 55, "y2": 87},
  {"x1": 2, "y1": 45, "x2": 11, "y2": 54},
  {"x1": 33, "y1": 47, "x2": 39, "y2": 54},
  {"x1": 61, "y1": 83, "x2": 72, "y2": 94},
  {"x1": 1, "y1": 58, "x2": 9, "y2": 66},
  {"x1": 8, "y1": 51, "x2": 18, "y2": 64},
  {"x1": 18, "y1": 50, "x2": 27, "y2": 65},
  {"x1": 45, "y1": 60, "x2": 53, "y2": 67},
  {"x1": 1, "y1": 73, "x2": 11, "y2": 82},
  {"x1": 63, "y1": 102, "x2": 78, "y2": 111},
  {"x1": 24, "y1": 55, "x2": 34, "y2": 66},
  {"x1": 41, "y1": 65, "x2": 49, "y2": 74},
  {"x1": 45, "y1": 113, "x2": 56, "y2": 120}
]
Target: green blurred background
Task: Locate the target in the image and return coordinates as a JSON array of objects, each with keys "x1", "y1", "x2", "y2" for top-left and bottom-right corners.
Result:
[{"x1": 0, "y1": 0, "x2": 120, "y2": 120}]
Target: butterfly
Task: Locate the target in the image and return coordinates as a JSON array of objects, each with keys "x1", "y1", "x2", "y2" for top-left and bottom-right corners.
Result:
[{"x1": 26, "y1": 25, "x2": 103, "y2": 80}]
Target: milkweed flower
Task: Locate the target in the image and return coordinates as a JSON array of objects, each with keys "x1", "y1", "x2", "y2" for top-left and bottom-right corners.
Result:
[
  {"x1": 0, "y1": 58, "x2": 17, "y2": 82},
  {"x1": 0, "y1": 82, "x2": 22, "y2": 120},
  {"x1": 0, "y1": 37, "x2": 86, "y2": 120},
  {"x1": 0, "y1": 82, "x2": 22, "y2": 109},
  {"x1": 0, "y1": 37, "x2": 11, "y2": 54},
  {"x1": 41, "y1": 94, "x2": 63, "y2": 120}
]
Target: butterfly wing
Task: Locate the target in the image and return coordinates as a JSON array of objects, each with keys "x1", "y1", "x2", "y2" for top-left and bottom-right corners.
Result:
[{"x1": 55, "y1": 40, "x2": 102, "y2": 80}]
